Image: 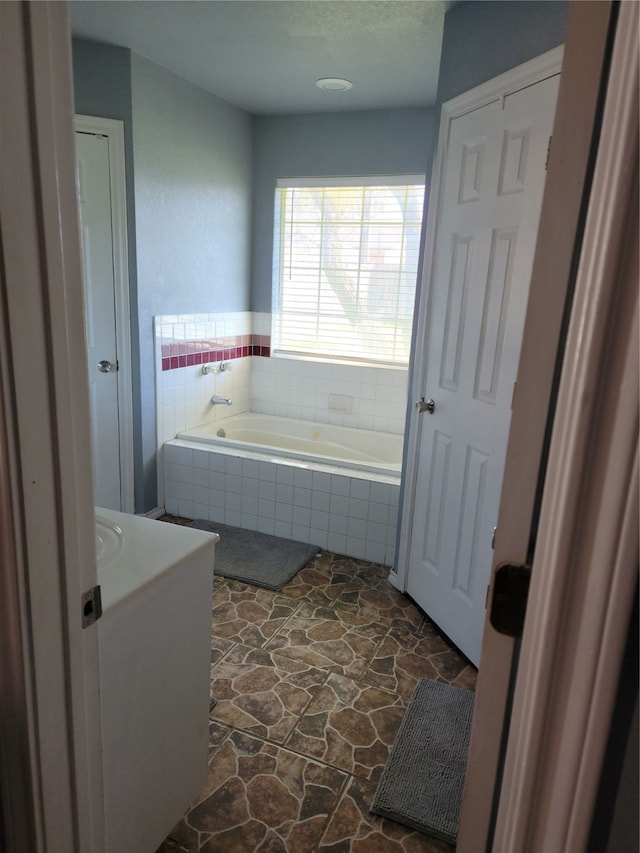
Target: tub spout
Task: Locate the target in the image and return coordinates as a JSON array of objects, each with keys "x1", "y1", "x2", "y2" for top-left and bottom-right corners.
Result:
[{"x1": 211, "y1": 396, "x2": 232, "y2": 406}]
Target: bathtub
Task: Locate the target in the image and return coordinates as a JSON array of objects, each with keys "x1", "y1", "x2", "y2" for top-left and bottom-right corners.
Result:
[
  {"x1": 177, "y1": 412, "x2": 402, "y2": 476},
  {"x1": 164, "y1": 413, "x2": 402, "y2": 564}
]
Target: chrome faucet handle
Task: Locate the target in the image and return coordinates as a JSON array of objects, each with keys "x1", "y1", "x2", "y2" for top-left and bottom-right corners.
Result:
[
  {"x1": 219, "y1": 361, "x2": 232, "y2": 372},
  {"x1": 202, "y1": 364, "x2": 217, "y2": 375}
]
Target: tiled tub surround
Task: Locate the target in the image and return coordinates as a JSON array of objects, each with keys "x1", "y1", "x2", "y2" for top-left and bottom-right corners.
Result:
[
  {"x1": 155, "y1": 313, "x2": 255, "y2": 449},
  {"x1": 163, "y1": 443, "x2": 400, "y2": 564},
  {"x1": 251, "y1": 313, "x2": 409, "y2": 436},
  {"x1": 155, "y1": 312, "x2": 410, "y2": 455},
  {"x1": 156, "y1": 312, "x2": 407, "y2": 560}
]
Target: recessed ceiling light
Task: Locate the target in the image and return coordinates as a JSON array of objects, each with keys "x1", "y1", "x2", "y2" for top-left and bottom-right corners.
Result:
[{"x1": 315, "y1": 77, "x2": 353, "y2": 93}]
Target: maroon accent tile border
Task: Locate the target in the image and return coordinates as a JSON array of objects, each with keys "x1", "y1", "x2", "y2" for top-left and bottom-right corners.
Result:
[{"x1": 161, "y1": 334, "x2": 270, "y2": 371}]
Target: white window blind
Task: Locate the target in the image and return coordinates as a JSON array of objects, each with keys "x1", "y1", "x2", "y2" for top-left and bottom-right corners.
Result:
[{"x1": 272, "y1": 176, "x2": 425, "y2": 366}]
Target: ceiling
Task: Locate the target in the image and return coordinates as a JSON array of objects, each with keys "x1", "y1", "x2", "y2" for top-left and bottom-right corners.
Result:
[{"x1": 69, "y1": 1, "x2": 449, "y2": 115}]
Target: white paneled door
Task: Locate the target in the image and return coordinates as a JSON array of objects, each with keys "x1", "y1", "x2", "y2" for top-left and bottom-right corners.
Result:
[
  {"x1": 76, "y1": 125, "x2": 133, "y2": 512},
  {"x1": 406, "y1": 71, "x2": 560, "y2": 665}
]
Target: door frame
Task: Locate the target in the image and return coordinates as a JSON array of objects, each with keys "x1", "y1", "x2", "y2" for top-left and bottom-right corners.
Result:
[
  {"x1": 394, "y1": 44, "x2": 564, "y2": 594},
  {"x1": 0, "y1": 3, "x2": 104, "y2": 850},
  {"x1": 457, "y1": 2, "x2": 616, "y2": 850},
  {"x1": 74, "y1": 114, "x2": 135, "y2": 514},
  {"x1": 494, "y1": 1, "x2": 638, "y2": 845}
]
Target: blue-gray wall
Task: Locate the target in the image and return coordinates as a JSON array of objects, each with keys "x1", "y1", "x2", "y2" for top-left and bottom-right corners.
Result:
[
  {"x1": 72, "y1": 38, "x2": 144, "y2": 509},
  {"x1": 131, "y1": 54, "x2": 253, "y2": 507},
  {"x1": 250, "y1": 108, "x2": 436, "y2": 313},
  {"x1": 72, "y1": 43, "x2": 253, "y2": 511},
  {"x1": 436, "y1": 0, "x2": 569, "y2": 107}
]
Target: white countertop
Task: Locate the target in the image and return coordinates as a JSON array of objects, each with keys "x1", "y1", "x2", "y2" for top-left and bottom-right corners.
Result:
[{"x1": 95, "y1": 508, "x2": 218, "y2": 610}]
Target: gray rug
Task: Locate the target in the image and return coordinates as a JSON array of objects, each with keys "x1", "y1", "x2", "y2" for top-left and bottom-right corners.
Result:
[
  {"x1": 188, "y1": 520, "x2": 320, "y2": 590},
  {"x1": 370, "y1": 678, "x2": 474, "y2": 845}
]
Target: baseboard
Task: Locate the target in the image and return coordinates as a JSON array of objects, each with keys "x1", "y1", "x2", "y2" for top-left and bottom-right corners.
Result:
[
  {"x1": 387, "y1": 569, "x2": 402, "y2": 591},
  {"x1": 138, "y1": 506, "x2": 165, "y2": 520}
]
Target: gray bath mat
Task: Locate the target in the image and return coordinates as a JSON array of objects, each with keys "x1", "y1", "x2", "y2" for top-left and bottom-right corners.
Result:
[
  {"x1": 188, "y1": 520, "x2": 319, "y2": 590},
  {"x1": 370, "y1": 678, "x2": 474, "y2": 845}
]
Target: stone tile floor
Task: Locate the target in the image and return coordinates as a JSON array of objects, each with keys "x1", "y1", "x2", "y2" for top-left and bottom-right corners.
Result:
[{"x1": 156, "y1": 526, "x2": 476, "y2": 853}]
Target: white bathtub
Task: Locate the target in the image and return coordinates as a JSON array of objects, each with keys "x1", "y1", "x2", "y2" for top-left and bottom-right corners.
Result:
[
  {"x1": 177, "y1": 412, "x2": 402, "y2": 476},
  {"x1": 164, "y1": 412, "x2": 401, "y2": 563}
]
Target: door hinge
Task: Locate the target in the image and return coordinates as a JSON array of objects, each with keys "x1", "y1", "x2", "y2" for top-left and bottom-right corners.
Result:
[
  {"x1": 82, "y1": 585, "x2": 103, "y2": 628},
  {"x1": 489, "y1": 562, "x2": 531, "y2": 637}
]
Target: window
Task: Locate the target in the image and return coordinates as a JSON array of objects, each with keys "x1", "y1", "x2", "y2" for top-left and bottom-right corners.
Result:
[{"x1": 272, "y1": 176, "x2": 425, "y2": 367}]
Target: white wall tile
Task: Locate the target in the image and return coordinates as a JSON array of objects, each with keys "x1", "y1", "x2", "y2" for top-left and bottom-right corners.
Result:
[
  {"x1": 177, "y1": 499, "x2": 194, "y2": 518},
  {"x1": 241, "y1": 495, "x2": 258, "y2": 516},
  {"x1": 292, "y1": 524, "x2": 310, "y2": 543},
  {"x1": 347, "y1": 517, "x2": 368, "y2": 539},
  {"x1": 348, "y1": 498, "x2": 369, "y2": 521},
  {"x1": 293, "y1": 487, "x2": 312, "y2": 508},
  {"x1": 210, "y1": 488, "x2": 226, "y2": 509},
  {"x1": 242, "y1": 458, "x2": 260, "y2": 479},
  {"x1": 347, "y1": 538, "x2": 367, "y2": 561},
  {"x1": 276, "y1": 484, "x2": 294, "y2": 504},
  {"x1": 365, "y1": 541, "x2": 386, "y2": 563},
  {"x1": 226, "y1": 493, "x2": 242, "y2": 513},
  {"x1": 310, "y1": 529, "x2": 328, "y2": 549},
  {"x1": 329, "y1": 513, "x2": 348, "y2": 535},
  {"x1": 225, "y1": 510, "x2": 242, "y2": 527},
  {"x1": 327, "y1": 532, "x2": 347, "y2": 555},
  {"x1": 310, "y1": 509, "x2": 329, "y2": 531},
  {"x1": 258, "y1": 480, "x2": 276, "y2": 501},
  {"x1": 293, "y1": 468, "x2": 313, "y2": 489},
  {"x1": 193, "y1": 485, "x2": 209, "y2": 505},
  {"x1": 370, "y1": 482, "x2": 391, "y2": 504},
  {"x1": 329, "y1": 495, "x2": 348, "y2": 516},
  {"x1": 275, "y1": 502, "x2": 293, "y2": 523},
  {"x1": 367, "y1": 521, "x2": 388, "y2": 545},
  {"x1": 274, "y1": 520, "x2": 292, "y2": 539},
  {"x1": 242, "y1": 478, "x2": 259, "y2": 498},
  {"x1": 225, "y1": 474, "x2": 242, "y2": 494},
  {"x1": 194, "y1": 503, "x2": 210, "y2": 521},
  {"x1": 292, "y1": 506, "x2": 311, "y2": 527},
  {"x1": 311, "y1": 491, "x2": 331, "y2": 512},
  {"x1": 210, "y1": 454, "x2": 226, "y2": 473},
  {"x1": 165, "y1": 496, "x2": 179, "y2": 515},
  {"x1": 368, "y1": 502, "x2": 390, "y2": 525},
  {"x1": 258, "y1": 515, "x2": 275, "y2": 536},
  {"x1": 276, "y1": 465, "x2": 295, "y2": 486},
  {"x1": 258, "y1": 498, "x2": 275, "y2": 519},
  {"x1": 350, "y1": 479, "x2": 371, "y2": 501},
  {"x1": 330, "y1": 475, "x2": 351, "y2": 496},
  {"x1": 259, "y1": 461, "x2": 277, "y2": 482},
  {"x1": 164, "y1": 480, "x2": 180, "y2": 498},
  {"x1": 241, "y1": 514, "x2": 258, "y2": 531},
  {"x1": 226, "y1": 457, "x2": 243, "y2": 476},
  {"x1": 312, "y1": 472, "x2": 332, "y2": 493}
]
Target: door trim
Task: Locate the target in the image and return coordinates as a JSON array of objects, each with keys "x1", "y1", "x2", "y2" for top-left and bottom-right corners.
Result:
[
  {"x1": 75, "y1": 114, "x2": 135, "y2": 514},
  {"x1": 457, "y1": 3, "x2": 615, "y2": 850},
  {"x1": 395, "y1": 45, "x2": 563, "y2": 593},
  {"x1": 1, "y1": 3, "x2": 104, "y2": 849},
  {"x1": 494, "y1": 1, "x2": 638, "y2": 845}
]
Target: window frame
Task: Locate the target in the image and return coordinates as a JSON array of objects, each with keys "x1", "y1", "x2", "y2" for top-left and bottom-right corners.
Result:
[{"x1": 271, "y1": 174, "x2": 426, "y2": 369}]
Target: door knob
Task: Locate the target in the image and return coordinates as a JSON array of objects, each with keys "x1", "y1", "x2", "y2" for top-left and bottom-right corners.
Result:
[
  {"x1": 416, "y1": 397, "x2": 436, "y2": 414},
  {"x1": 98, "y1": 360, "x2": 116, "y2": 373}
]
